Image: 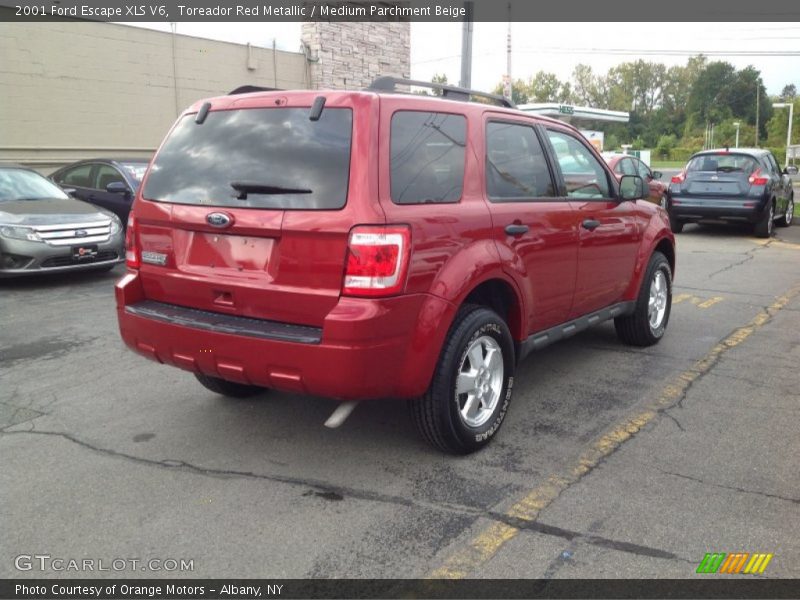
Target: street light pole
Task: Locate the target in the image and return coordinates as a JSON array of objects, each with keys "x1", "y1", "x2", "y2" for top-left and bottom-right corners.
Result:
[
  {"x1": 773, "y1": 102, "x2": 795, "y2": 167},
  {"x1": 733, "y1": 121, "x2": 740, "y2": 148}
]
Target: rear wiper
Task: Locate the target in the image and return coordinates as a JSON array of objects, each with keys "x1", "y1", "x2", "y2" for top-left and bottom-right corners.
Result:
[{"x1": 230, "y1": 182, "x2": 312, "y2": 200}]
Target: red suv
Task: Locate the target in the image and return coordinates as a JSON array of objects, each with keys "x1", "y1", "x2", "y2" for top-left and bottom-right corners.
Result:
[{"x1": 116, "y1": 77, "x2": 675, "y2": 454}]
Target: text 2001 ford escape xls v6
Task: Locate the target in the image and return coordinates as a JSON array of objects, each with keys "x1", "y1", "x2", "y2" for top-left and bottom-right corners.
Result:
[{"x1": 116, "y1": 78, "x2": 675, "y2": 454}]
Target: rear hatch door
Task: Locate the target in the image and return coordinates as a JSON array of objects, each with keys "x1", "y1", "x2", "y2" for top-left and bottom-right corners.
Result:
[
  {"x1": 132, "y1": 92, "x2": 381, "y2": 328},
  {"x1": 678, "y1": 153, "x2": 757, "y2": 198}
]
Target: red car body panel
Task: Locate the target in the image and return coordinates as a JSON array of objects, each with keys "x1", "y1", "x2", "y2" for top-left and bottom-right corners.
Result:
[{"x1": 116, "y1": 90, "x2": 674, "y2": 401}]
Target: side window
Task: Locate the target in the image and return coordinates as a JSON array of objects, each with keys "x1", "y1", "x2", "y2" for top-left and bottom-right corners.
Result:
[
  {"x1": 766, "y1": 153, "x2": 781, "y2": 174},
  {"x1": 485, "y1": 121, "x2": 556, "y2": 200},
  {"x1": 95, "y1": 165, "x2": 126, "y2": 191},
  {"x1": 390, "y1": 111, "x2": 466, "y2": 205},
  {"x1": 546, "y1": 130, "x2": 610, "y2": 198},
  {"x1": 634, "y1": 158, "x2": 652, "y2": 180},
  {"x1": 58, "y1": 164, "x2": 93, "y2": 188}
]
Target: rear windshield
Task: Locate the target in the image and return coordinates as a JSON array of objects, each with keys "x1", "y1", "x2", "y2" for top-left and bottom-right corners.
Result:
[
  {"x1": 687, "y1": 153, "x2": 758, "y2": 174},
  {"x1": 142, "y1": 107, "x2": 352, "y2": 210}
]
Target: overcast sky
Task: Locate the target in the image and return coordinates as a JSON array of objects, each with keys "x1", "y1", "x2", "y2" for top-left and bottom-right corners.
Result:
[{"x1": 125, "y1": 22, "x2": 800, "y2": 96}]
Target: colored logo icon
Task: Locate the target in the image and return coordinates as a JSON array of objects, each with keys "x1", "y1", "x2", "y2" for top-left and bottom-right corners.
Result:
[{"x1": 696, "y1": 553, "x2": 773, "y2": 574}]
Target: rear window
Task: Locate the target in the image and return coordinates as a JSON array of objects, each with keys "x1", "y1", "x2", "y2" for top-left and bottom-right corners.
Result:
[
  {"x1": 390, "y1": 111, "x2": 466, "y2": 205},
  {"x1": 687, "y1": 153, "x2": 758, "y2": 174},
  {"x1": 143, "y1": 107, "x2": 352, "y2": 210}
]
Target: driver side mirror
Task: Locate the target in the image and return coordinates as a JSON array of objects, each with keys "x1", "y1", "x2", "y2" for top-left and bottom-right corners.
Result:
[
  {"x1": 652, "y1": 171, "x2": 663, "y2": 180},
  {"x1": 784, "y1": 165, "x2": 798, "y2": 175},
  {"x1": 61, "y1": 187, "x2": 77, "y2": 197},
  {"x1": 106, "y1": 181, "x2": 131, "y2": 196},
  {"x1": 619, "y1": 175, "x2": 645, "y2": 201}
]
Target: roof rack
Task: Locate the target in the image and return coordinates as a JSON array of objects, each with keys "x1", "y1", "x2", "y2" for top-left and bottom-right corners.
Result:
[
  {"x1": 367, "y1": 76, "x2": 515, "y2": 109},
  {"x1": 228, "y1": 85, "x2": 281, "y2": 95}
]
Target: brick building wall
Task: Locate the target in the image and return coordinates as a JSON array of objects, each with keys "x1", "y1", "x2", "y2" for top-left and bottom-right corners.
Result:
[{"x1": 301, "y1": 21, "x2": 410, "y2": 90}]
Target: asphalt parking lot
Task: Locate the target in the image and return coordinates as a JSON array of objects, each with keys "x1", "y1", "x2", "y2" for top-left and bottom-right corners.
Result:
[{"x1": 2, "y1": 215, "x2": 799, "y2": 580}]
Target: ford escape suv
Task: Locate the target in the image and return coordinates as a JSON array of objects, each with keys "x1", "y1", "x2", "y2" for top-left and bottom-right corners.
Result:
[{"x1": 116, "y1": 77, "x2": 675, "y2": 454}]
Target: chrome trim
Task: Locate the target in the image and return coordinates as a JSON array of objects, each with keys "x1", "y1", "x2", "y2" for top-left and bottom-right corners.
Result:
[
  {"x1": 38, "y1": 226, "x2": 110, "y2": 239},
  {"x1": 44, "y1": 234, "x2": 111, "y2": 246},
  {"x1": 31, "y1": 221, "x2": 112, "y2": 232}
]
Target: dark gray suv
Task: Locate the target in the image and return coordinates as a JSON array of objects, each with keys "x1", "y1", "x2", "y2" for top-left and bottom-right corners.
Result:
[
  {"x1": 0, "y1": 164, "x2": 124, "y2": 277},
  {"x1": 668, "y1": 148, "x2": 795, "y2": 238}
]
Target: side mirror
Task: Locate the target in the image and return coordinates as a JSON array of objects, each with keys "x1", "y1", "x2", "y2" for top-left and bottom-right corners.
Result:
[
  {"x1": 619, "y1": 175, "x2": 645, "y2": 201},
  {"x1": 784, "y1": 165, "x2": 798, "y2": 175},
  {"x1": 106, "y1": 181, "x2": 130, "y2": 195},
  {"x1": 61, "y1": 187, "x2": 77, "y2": 197},
  {"x1": 652, "y1": 171, "x2": 663, "y2": 180}
]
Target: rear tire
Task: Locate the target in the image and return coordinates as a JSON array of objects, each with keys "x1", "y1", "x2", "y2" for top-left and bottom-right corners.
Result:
[
  {"x1": 754, "y1": 201, "x2": 775, "y2": 238},
  {"x1": 667, "y1": 201, "x2": 684, "y2": 233},
  {"x1": 195, "y1": 373, "x2": 265, "y2": 398},
  {"x1": 615, "y1": 251, "x2": 672, "y2": 347},
  {"x1": 411, "y1": 305, "x2": 515, "y2": 454},
  {"x1": 776, "y1": 194, "x2": 794, "y2": 227}
]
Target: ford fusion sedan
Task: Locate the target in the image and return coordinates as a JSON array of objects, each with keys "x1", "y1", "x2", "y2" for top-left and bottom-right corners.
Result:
[
  {"x1": 50, "y1": 158, "x2": 149, "y2": 223},
  {"x1": 0, "y1": 164, "x2": 124, "y2": 277},
  {"x1": 668, "y1": 148, "x2": 794, "y2": 237}
]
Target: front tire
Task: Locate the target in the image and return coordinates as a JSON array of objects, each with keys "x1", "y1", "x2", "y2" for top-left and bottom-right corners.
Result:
[
  {"x1": 195, "y1": 373, "x2": 265, "y2": 398},
  {"x1": 776, "y1": 194, "x2": 794, "y2": 227},
  {"x1": 411, "y1": 305, "x2": 515, "y2": 454},
  {"x1": 615, "y1": 251, "x2": 672, "y2": 347}
]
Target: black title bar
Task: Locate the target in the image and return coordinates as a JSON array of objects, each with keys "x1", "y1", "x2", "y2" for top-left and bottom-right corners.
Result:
[
  {"x1": 3, "y1": 0, "x2": 800, "y2": 22},
  {"x1": 4, "y1": 579, "x2": 800, "y2": 599}
]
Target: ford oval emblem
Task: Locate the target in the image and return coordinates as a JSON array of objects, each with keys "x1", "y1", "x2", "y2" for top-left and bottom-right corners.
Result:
[{"x1": 207, "y1": 212, "x2": 232, "y2": 228}]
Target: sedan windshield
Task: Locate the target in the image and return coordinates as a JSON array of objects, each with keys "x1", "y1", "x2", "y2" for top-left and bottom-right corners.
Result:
[{"x1": 0, "y1": 168, "x2": 69, "y2": 202}]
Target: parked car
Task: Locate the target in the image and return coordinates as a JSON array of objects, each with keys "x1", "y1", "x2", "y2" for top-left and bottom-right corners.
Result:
[
  {"x1": 116, "y1": 77, "x2": 675, "y2": 453},
  {"x1": 668, "y1": 148, "x2": 795, "y2": 237},
  {"x1": 0, "y1": 164, "x2": 124, "y2": 276},
  {"x1": 604, "y1": 153, "x2": 668, "y2": 208},
  {"x1": 50, "y1": 159, "x2": 149, "y2": 223}
]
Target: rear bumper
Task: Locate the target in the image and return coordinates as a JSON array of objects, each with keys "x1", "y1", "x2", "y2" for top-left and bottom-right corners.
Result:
[
  {"x1": 115, "y1": 271, "x2": 455, "y2": 401},
  {"x1": 670, "y1": 196, "x2": 767, "y2": 223}
]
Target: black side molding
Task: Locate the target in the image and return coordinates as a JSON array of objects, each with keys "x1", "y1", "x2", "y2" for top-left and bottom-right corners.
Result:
[
  {"x1": 125, "y1": 300, "x2": 322, "y2": 344},
  {"x1": 517, "y1": 301, "x2": 636, "y2": 361}
]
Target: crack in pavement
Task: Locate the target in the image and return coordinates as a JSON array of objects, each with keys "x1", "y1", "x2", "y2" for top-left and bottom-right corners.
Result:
[
  {"x1": 655, "y1": 468, "x2": 800, "y2": 505},
  {"x1": 0, "y1": 427, "x2": 688, "y2": 565},
  {"x1": 706, "y1": 243, "x2": 769, "y2": 280}
]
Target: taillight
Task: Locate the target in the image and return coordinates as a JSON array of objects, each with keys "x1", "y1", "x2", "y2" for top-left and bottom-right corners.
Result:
[
  {"x1": 125, "y1": 213, "x2": 140, "y2": 269},
  {"x1": 748, "y1": 168, "x2": 768, "y2": 186},
  {"x1": 343, "y1": 225, "x2": 411, "y2": 297},
  {"x1": 671, "y1": 170, "x2": 686, "y2": 184}
]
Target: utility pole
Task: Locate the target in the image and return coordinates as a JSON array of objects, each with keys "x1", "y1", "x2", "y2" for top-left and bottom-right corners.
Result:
[
  {"x1": 459, "y1": 2, "x2": 473, "y2": 89},
  {"x1": 503, "y1": 4, "x2": 512, "y2": 103},
  {"x1": 755, "y1": 83, "x2": 760, "y2": 147},
  {"x1": 733, "y1": 121, "x2": 740, "y2": 148}
]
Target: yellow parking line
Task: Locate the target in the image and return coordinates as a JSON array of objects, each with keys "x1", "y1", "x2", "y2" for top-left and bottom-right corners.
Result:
[
  {"x1": 698, "y1": 296, "x2": 724, "y2": 309},
  {"x1": 427, "y1": 282, "x2": 800, "y2": 579},
  {"x1": 672, "y1": 293, "x2": 693, "y2": 304}
]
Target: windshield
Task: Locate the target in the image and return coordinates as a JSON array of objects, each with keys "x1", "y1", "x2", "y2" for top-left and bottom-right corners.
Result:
[
  {"x1": 687, "y1": 153, "x2": 758, "y2": 174},
  {"x1": 120, "y1": 162, "x2": 148, "y2": 189},
  {"x1": 0, "y1": 168, "x2": 69, "y2": 202},
  {"x1": 142, "y1": 107, "x2": 352, "y2": 210}
]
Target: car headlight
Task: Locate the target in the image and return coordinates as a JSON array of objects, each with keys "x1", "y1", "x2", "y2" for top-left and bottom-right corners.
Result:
[
  {"x1": 0, "y1": 225, "x2": 42, "y2": 242},
  {"x1": 109, "y1": 217, "x2": 122, "y2": 235}
]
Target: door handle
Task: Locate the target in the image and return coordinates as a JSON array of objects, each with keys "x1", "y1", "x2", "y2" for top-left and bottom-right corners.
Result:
[
  {"x1": 505, "y1": 224, "x2": 529, "y2": 236},
  {"x1": 582, "y1": 219, "x2": 601, "y2": 231}
]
